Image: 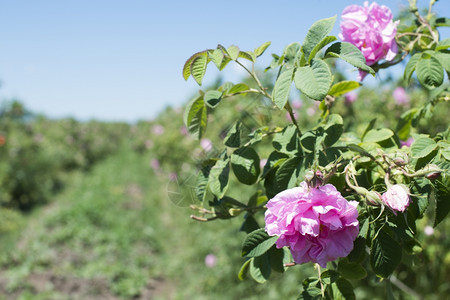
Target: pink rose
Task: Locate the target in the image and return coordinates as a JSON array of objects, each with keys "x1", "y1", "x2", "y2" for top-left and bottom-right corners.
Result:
[
  {"x1": 339, "y1": 2, "x2": 398, "y2": 67},
  {"x1": 265, "y1": 182, "x2": 359, "y2": 267},
  {"x1": 400, "y1": 137, "x2": 414, "y2": 148},
  {"x1": 200, "y1": 138, "x2": 213, "y2": 152},
  {"x1": 393, "y1": 87, "x2": 410, "y2": 106},
  {"x1": 205, "y1": 254, "x2": 217, "y2": 268},
  {"x1": 291, "y1": 99, "x2": 303, "y2": 109},
  {"x1": 344, "y1": 92, "x2": 357, "y2": 105},
  {"x1": 152, "y1": 124, "x2": 165, "y2": 135},
  {"x1": 382, "y1": 184, "x2": 410, "y2": 213}
]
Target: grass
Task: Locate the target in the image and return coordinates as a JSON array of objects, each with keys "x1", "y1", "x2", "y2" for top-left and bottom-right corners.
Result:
[{"x1": 0, "y1": 146, "x2": 317, "y2": 299}]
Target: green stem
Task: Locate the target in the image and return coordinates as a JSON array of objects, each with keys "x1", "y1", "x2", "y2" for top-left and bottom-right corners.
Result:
[
  {"x1": 285, "y1": 101, "x2": 303, "y2": 137},
  {"x1": 235, "y1": 60, "x2": 271, "y2": 99}
]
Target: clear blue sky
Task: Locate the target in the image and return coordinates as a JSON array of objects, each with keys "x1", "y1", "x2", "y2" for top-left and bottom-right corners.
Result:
[{"x1": 0, "y1": 0, "x2": 448, "y2": 122}]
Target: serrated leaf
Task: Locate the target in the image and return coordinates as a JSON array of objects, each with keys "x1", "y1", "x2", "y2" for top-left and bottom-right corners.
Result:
[
  {"x1": 404, "y1": 53, "x2": 421, "y2": 83},
  {"x1": 231, "y1": 147, "x2": 260, "y2": 185},
  {"x1": 283, "y1": 42, "x2": 301, "y2": 65},
  {"x1": 436, "y1": 38, "x2": 450, "y2": 51},
  {"x1": 242, "y1": 229, "x2": 275, "y2": 257},
  {"x1": 370, "y1": 229, "x2": 402, "y2": 278},
  {"x1": 435, "y1": 17, "x2": 450, "y2": 27},
  {"x1": 396, "y1": 109, "x2": 418, "y2": 141},
  {"x1": 190, "y1": 53, "x2": 209, "y2": 85},
  {"x1": 274, "y1": 155, "x2": 302, "y2": 191},
  {"x1": 227, "y1": 83, "x2": 250, "y2": 95},
  {"x1": 239, "y1": 51, "x2": 256, "y2": 62},
  {"x1": 183, "y1": 51, "x2": 208, "y2": 81},
  {"x1": 224, "y1": 122, "x2": 241, "y2": 148},
  {"x1": 329, "y1": 81, "x2": 361, "y2": 97},
  {"x1": 272, "y1": 125, "x2": 301, "y2": 155},
  {"x1": 227, "y1": 45, "x2": 240, "y2": 60},
  {"x1": 302, "y1": 16, "x2": 337, "y2": 62},
  {"x1": 333, "y1": 278, "x2": 356, "y2": 300},
  {"x1": 338, "y1": 258, "x2": 367, "y2": 280},
  {"x1": 268, "y1": 246, "x2": 287, "y2": 273},
  {"x1": 195, "y1": 159, "x2": 216, "y2": 203},
  {"x1": 434, "y1": 177, "x2": 450, "y2": 227},
  {"x1": 416, "y1": 55, "x2": 444, "y2": 90},
  {"x1": 238, "y1": 259, "x2": 251, "y2": 280},
  {"x1": 308, "y1": 35, "x2": 337, "y2": 63},
  {"x1": 411, "y1": 137, "x2": 437, "y2": 158},
  {"x1": 208, "y1": 157, "x2": 230, "y2": 199},
  {"x1": 325, "y1": 42, "x2": 375, "y2": 74},
  {"x1": 273, "y1": 66, "x2": 294, "y2": 109},
  {"x1": 362, "y1": 128, "x2": 394, "y2": 143},
  {"x1": 209, "y1": 49, "x2": 225, "y2": 69},
  {"x1": 261, "y1": 151, "x2": 290, "y2": 178},
  {"x1": 432, "y1": 52, "x2": 450, "y2": 72},
  {"x1": 255, "y1": 41, "x2": 271, "y2": 57},
  {"x1": 250, "y1": 254, "x2": 271, "y2": 283},
  {"x1": 183, "y1": 96, "x2": 207, "y2": 139},
  {"x1": 294, "y1": 59, "x2": 332, "y2": 100},
  {"x1": 204, "y1": 90, "x2": 223, "y2": 108}
]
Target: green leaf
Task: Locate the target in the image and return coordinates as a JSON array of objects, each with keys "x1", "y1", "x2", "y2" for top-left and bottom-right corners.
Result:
[
  {"x1": 274, "y1": 155, "x2": 303, "y2": 191},
  {"x1": 363, "y1": 128, "x2": 394, "y2": 143},
  {"x1": 209, "y1": 49, "x2": 225, "y2": 69},
  {"x1": 273, "y1": 66, "x2": 295, "y2": 109},
  {"x1": 358, "y1": 218, "x2": 369, "y2": 239},
  {"x1": 204, "y1": 90, "x2": 223, "y2": 108},
  {"x1": 308, "y1": 35, "x2": 338, "y2": 63},
  {"x1": 324, "y1": 114, "x2": 344, "y2": 147},
  {"x1": 238, "y1": 259, "x2": 251, "y2": 280},
  {"x1": 411, "y1": 137, "x2": 437, "y2": 158},
  {"x1": 227, "y1": 45, "x2": 240, "y2": 60},
  {"x1": 255, "y1": 41, "x2": 271, "y2": 57},
  {"x1": 195, "y1": 159, "x2": 215, "y2": 203},
  {"x1": 190, "y1": 53, "x2": 210, "y2": 85},
  {"x1": 338, "y1": 258, "x2": 367, "y2": 280},
  {"x1": 272, "y1": 125, "x2": 301, "y2": 155},
  {"x1": 183, "y1": 95, "x2": 207, "y2": 139},
  {"x1": 416, "y1": 55, "x2": 444, "y2": 90},
  {"x1": 434, "y1": 177, "x2": 450, "y2": 227},
  {"x1": 183, "y1": 50, "x2": 208, "y2": 81},
  {"x1": 231, "y1": 147, "x2": 260, "y2": 185},
  {"x1": 240, "y1": 213, "x2": 260, "y2": 234},
  {"x1": 250, "y1": 254, "x2": 271, "y2": 283},
  {"x1": 396, "y1": 109, "x2": 418, "y2": 141},
  {"x1": 361, "y1": 118, "x2": 377, "y2": 141},
  {"x1": 433, "y1": 52, "x2": 450, "y2": 72},
  {"x1": 294, "y1": 59, "x2": 332, "y2": 101},
  {"x1": 435, "y1": 17, "x2": 450, "y2": 27},
  {"x1": 227, "y1": 83, "x2": 250, "y2": 95},
  {"x1": 436, "y1": 38, "x2": 450, "y2": 51},
  {"x1": 302, "y1": 16, "x2": 337, "y2": 62},
  {"x1": 404, "y1": 53, "x2": 421, "y2": 83},
  {"x1": 239, "y1": 51, "x2": 256, "y2": 62},
  {"x1": 283, "y1": 42, "x2": 301, "y2": 65},
  {"x1": 242, "y1": 228, "x2": 277, "y2": 257},
  {"x1": 224, "y1": 122, "x2": 241, "y2": 148},
  {"x1": 261, "y1": 151, "x2": 290, "y2": 178},
  {"x1": 208, "y1": 157, "x2": 230, "y2": 199},
  {"x1": 320, "y1": 270, "x2": 340, "y2": 285},
  {"x1": 325, "y1": 42, "x2": 375, "y2": 75},
  {"x1": 297, "y1": 287, "x2": 322, "y2": 300},
  {"x1": 328, "y1": 81, "x2": 361, "y2": 97},
  {"x1": 268, "y1": 246, "x2": 288, "y2": 273},
  {"x1": 332, "y1": 278, "x2": 356, "y2": 300},
  {"x1": 370, "y1": 229, "x2": 402, "y2": 278}
]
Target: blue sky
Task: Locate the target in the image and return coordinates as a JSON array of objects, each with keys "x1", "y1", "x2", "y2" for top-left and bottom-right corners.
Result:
[{"x1": 0, "y1": 0, "x2": 448, "y2": 122}]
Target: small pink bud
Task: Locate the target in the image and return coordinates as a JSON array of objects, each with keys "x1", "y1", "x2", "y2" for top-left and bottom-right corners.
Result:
[
  {"x1": 382, "y1": 184, "x2": 410, "y2": 214},
  {"x1": 424, "y1": 226, "x2": 434, "y2": 236}
]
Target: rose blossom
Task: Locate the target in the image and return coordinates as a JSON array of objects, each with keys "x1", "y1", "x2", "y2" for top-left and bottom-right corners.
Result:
[
  {"x1": 265, "y1": 182, "x2": 359, "y2": 268},
  {"x1": 339, "y1": 2, "x2": 399, "y2": 79},
  {"x1": 200, "y1": 138, "x2": 213, "y2": 152},
  {"x1": 400, "y1": 137, "x2": 414, "y2": 148},
  {"x1": 205, "y1": 254, "x2": 217, "y2": 268},
  {"x1": 344, "y1": 92, "x2": 357, "y2": 105},
  {"x1": 381, "y1": 184, "x2": 410, "y2": 213},
  {"x1": 393, "y1": 87, "x2": 410, "y2": 106}
]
